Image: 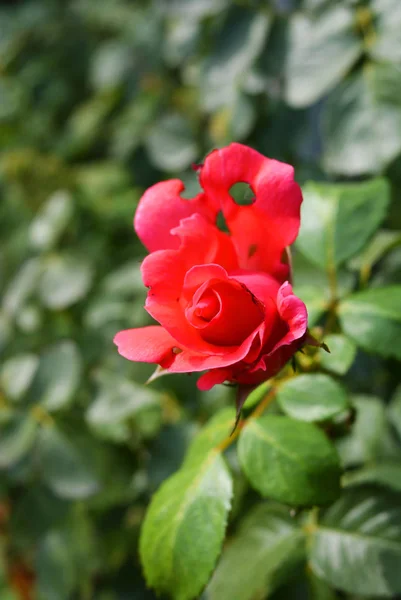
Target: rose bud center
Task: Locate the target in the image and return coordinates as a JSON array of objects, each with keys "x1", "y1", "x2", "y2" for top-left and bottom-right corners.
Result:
[{"x1": 186, "y1": 279, "x2": 264, "y2": 346}]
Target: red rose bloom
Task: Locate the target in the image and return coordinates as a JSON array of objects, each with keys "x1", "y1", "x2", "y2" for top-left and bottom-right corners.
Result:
[{"x1": 114, "y1": 143, "x2": 308, "y2": 391}]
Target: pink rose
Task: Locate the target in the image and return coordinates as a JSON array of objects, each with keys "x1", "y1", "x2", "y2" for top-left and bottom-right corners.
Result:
[{"x1": 114, "y1": 143, "x2": 308, "y2": 392}]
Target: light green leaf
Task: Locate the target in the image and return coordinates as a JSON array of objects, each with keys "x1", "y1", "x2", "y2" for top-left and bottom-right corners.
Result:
[
  {"x1": 206, "y1": 504, "x2": 305, "y2": 600},
  {"x1": 0, "y1": 353, "x2": 39, "y2": 401},
  {"x1": 323, "y1": 64, "x2": 401, "y2": 174},
  {"x1": 336, "y1": 395, "x2": 387, "y2": 467},
  {"x1": 140, "y1": 452, "x2": 232, "y2": 600},
  {"x1": 183, "y1": 407, "x2": 235, "y2": 468},
  {"x1": 388, "y1": 384, "x2": 401, "y2": 440},
  {"x1": 339, "y1": 286, "x2": 401, "y2": 359},
  {"x1": 86, "y1": 370, "x2": 162, "y2": 441},
  {"x1": 201, "y1": 7, "x2": 270, "y2": 111},
  {"x1": 36, "y1": 530, "x2": 76, "y2": 600},
  {"x1": 2, "y1": 258, "x2": 42, "y2": 317},
  {"x1": 37, "y1": 427, "x2": 100, "y2": 499},
  {"x1": 343, "y1": 461, "x2": 401, "y2": 493},
  {"x1": 242, "y1": 381, "x2": 271, "y2": 411},
  {"x1": 285, "y1": 5, "x2": 362, "y2": 108},
  {"x1": 29, "y1": 190, "x2": 73, "y2": 251},
  {"x1": 296, "y1": 179, "x2": 390, "y2": 270},
  {"x1": 370, "y1": 0, "x2": 401, "y2": 63},
  {"x1": 309, "y1": 487, "x2": 401, "y2": 596},
  {"x1": 145, "y1": 113, "x2": 198, "y2": 172},
  {"x1": 238, "y1": 416, "x2": 341, "y2": 506},
  {"x1": 277, "y1": 374, "x2": 350, "y2": 422},
  {"x1": 0, "y1": 413, "x2": 37, "y2": 469},
  {"x1": 28, "y1": 341, "x2": 82, "y2": 411},
  {"x1": 319, "y1": 334, "x2": 356, "y2": 375},
  {"x1": 293, "y1": 284, "x2": 328, "y2": 326},
  {"x1": 39, "y1": 254, "x2": 94, "y2": 309},
  {"x1": 349, "y1": 230, "x2": 401, "y2": 274}
]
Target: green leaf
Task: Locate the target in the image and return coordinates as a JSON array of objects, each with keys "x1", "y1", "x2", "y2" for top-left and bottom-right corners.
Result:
[
  {"x1": 285, "y1": 5, "x2": 362, "y2": 107},
  {"x1": 201, "y1": 7, "x2": 270, "y2": 111},
  {"x1": 206, "y1": 504, "x2": 305, "y2": 600},
  {"x1": 293, "y1": 284, "x2": 328, "y2": 326},
  {"x1": 36, "y1": 530, "x2": 76, "y2": 600},
  {"x1": 140, "y1": 452, "x2": 232, "y2": 600},
  {"x1": 145, "y1": 113, "x2": 198, "y2": 172},
  {"x1": 388, "y1": 384, "x2": 401, "y2": 440},
  {"x1": 29, "y1": 190, "x2": 73, "y2": 251},
  {"x1": 2, "y1": 258, "x2": 42, "y2": 317},
  {"x1": 37, "y1": 427, "x2": 100, "y2": 499},
  {"x1": 349, "y1": 229, "x2": 401, "y2": 274},
  {"x1": 323, "y1": 64, "x2": 401, "y2": 174},
  {"x1": 38, "y1": 254, "x2": 94, "y2": 309},
  {"x1": 343, "y1": 461, "x2": 401, "y2": 493},
  {"x1": 238, "y1": 416, "x2": 341, "y2": 506},
  {"x1": 0, "y1": 353, "x2": 39, "y2": 401},
  {"x1": 339, "y1": 286, "x2": 401, "y2": 359},
  {"x1": 336, "y1": 395, "x2": 387, "y2": 467},
  {"x1": 370, "y1": 0, "x2": 401, "y2": 64},
  {"x1": 242, "y1": 381, "x2": 271, "y2": 411},
  {"x1": 276, "y1": 374, "x2": 350, "y2": 422},
  {"x1": 309, "y1": 487, "x2": 401, "y2": 596},
  {"x1": 183, "y1": 407, "x2": 235, "y2": 467},
  {"x1": 319, "y1": 334, "x2": 356, "y2": 375},
  {"x1": 296, "y1": 179, "x2": 390, "y2": 270},
  {"x1": 28, "y1": 341, "x2": 82, "y2": 411},
  {"x1": 0, "y1": 413, "x2": 37, "y2": 469},
  {"x1": 86, "y1": 370, "x2": 162, "y2": 441}
]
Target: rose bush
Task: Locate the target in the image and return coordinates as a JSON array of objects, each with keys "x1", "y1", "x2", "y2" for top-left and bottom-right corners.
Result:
[{"x1": 114, "y1": 143, "x2": 308, "y2": 391}]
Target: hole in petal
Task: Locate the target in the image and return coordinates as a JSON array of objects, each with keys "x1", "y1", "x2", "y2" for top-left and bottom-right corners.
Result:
[
  {"x1": 179, "y1": 171, "x2": 202, "y2": 199},
  {"x1": 216, "y1": 210, "x2": 229, "y2": 233},
  {"x1": 229, "y1": 182, "x2": 254, "y2": 206}
]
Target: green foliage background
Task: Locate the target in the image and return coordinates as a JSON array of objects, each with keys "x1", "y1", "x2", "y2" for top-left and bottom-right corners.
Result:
[{"x1": 1, "y1": 0, "x2": 401, "y2": 599}]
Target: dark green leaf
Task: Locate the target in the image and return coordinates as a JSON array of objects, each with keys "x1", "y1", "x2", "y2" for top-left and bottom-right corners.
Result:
[
  {"x1": 238, "y1": 415, "x2": 341, "y2": 506},
  {"x1": 277, "y1": 374, "x2": 350, "y2": 422},
  {"x1": 285, "y1": 5, "x2": 362, "y2": 107},
  {"x1": 309, "y1": 487, "x2": 401, "y2": 596},
  {"x1": 296, "y1": 179, "x2": 390, "y2": 270},
  {"x1": 207, "y1": 503, "x2": 305, "y2": 600},
  {"x1": 339, "y1": 286, "x2": 401, "y2": 359}
]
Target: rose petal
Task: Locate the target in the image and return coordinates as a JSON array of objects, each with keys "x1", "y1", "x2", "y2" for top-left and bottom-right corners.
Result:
[
  {"x1": 114, "y1": 326, "x2": 177, "y2": 368},
  {"x1": 134, "y1": 180, "x2": 218, "y2": 252},
  {"x1": 200, "y1": 143, "x2": 302, "y2": 279},
  {"x1": 197, "y1": 368, "x2": 233, "y2": 391}
]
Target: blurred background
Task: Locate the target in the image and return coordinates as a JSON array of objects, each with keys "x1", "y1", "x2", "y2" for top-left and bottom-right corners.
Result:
[{"x1": 1, "y1": 0, "x2": 401, "y2": 598}]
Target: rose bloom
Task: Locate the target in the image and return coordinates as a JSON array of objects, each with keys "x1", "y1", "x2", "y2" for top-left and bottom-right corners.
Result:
[{"x1": 114, "y1": 143, "x2": 308, "y2": 393}]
